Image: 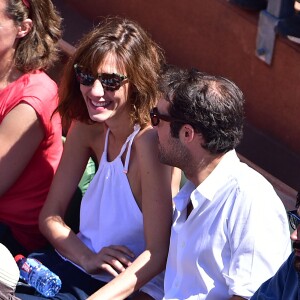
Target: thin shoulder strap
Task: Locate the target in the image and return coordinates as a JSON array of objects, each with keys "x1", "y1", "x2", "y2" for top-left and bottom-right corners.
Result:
[
  {"x1": 103, "y1": 128, "x2": 110, "y2": 154},
  {"x1": 122, "y1": 124, "x2": 141, "y2": 173}
]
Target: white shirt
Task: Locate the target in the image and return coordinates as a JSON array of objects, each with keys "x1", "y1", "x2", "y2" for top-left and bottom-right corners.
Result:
[{"x1": 163, "y1": 150, "x2": 291, "y2": 300}]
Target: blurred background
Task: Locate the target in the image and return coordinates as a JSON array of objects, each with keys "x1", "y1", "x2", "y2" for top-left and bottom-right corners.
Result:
[{"x1": 49, "y1": 0, "x2": 300, "y2": 208}]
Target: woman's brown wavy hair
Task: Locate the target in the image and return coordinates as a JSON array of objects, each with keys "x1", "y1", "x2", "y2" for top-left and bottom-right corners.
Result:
[
  {"x1": 6, "y1": 0, "x2": 62, "y2": 72},
  {"x1": 57, "y1": 16, "x2": 165, "y2": 128}
]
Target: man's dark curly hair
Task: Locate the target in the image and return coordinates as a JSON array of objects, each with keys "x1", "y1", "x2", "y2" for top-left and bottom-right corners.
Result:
[{"x1": 159, "y1": 65, "x2": 245, "y2": 154}]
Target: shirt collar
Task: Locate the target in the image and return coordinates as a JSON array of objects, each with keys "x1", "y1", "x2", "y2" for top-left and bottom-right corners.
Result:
[
  {"x1": 195, "y1": 149, "x2": 239, "y2": 201},
  {"x1": 174, "y1": 150, "x2": 240, "y2": 211}
]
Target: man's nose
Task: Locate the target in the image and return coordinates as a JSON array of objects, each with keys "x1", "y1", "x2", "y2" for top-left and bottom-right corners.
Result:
[{"x1": 290, "y1": 225, "x2": 300, "y2": 241}]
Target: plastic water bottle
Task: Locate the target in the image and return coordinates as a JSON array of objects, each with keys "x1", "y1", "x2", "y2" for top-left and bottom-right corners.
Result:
[{"x1": 15, "y1": 254, "x2": 62, "y2": 297}]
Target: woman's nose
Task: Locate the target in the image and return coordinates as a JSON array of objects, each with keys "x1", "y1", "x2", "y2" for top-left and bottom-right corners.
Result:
[{"x1": 90, "y1": 79, "x2": 105, "y2": 96}]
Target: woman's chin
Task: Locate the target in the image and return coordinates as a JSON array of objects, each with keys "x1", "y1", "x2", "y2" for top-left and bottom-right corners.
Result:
[
  {"x1": 87, "y1": 106, "x2": 112, "y2": 122},
  {"x1": 89, "y1": 113, "x2": 108, "y2": 123}
]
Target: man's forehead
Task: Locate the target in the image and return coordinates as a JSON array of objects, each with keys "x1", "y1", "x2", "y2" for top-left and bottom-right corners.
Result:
[
  {"x1": 296, "y1": 192, "x2": 300, "y2": 214},
  {"x1": 157, "y1": 98, "x2": 170, "y2": 113}
]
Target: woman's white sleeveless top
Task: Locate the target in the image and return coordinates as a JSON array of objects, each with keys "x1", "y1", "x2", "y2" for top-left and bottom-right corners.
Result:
[
  {"x1": 58, "y1": 124, "x2": 164, "y2": 299},
  {"x1": 77, "y1": 124, "x2": 145, "y2": 281}
]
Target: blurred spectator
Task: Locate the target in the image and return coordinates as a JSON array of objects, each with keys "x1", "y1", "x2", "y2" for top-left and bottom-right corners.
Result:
[
  {"x1": 0, "y1": 0, "x2": 63, "y2": 256},
  {"x1": 229, "y1": 0, "x2": 268, "y2": 11},
  {"x1": 276, "y1": 0, "x2": 300, "y2": 44},
  {"x1": 0, "y1": 243, "x2": 20, "y2": 300},
  {"x1": 251, "y1": 194, "x2": 300, "y2": 299}
]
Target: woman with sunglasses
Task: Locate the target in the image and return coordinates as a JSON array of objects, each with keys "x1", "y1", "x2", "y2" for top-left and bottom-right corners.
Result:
[
  {"x1": 0, "y1": 0, "x2": 62, "y2": 256},
  {"x1": 16, "y1": 17, "x2": 175, "y2": 300}
]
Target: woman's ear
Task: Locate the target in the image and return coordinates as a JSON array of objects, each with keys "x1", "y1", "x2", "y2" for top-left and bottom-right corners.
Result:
[{"x1": 16, "y1": 19, "x2": 33, "y2": 38}]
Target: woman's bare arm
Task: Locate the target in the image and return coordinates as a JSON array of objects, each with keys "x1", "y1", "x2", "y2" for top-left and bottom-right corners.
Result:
[
  {"x1": 39, "y1": 121, "x2": 100, "y2": 269},
  {"x1": 0, "y1": 103, "x2": 44, "y2": 197}
]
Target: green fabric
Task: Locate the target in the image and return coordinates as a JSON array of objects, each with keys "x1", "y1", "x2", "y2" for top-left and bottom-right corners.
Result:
[
  {"x1": 62, "y1": 136, "x2": 96, "y2": 195},
  {"x1": 78, "y1": 157, "x2": 96, "y2": 195}
]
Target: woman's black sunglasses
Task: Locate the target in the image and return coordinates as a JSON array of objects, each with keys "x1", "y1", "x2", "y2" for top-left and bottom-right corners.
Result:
[
  {"x1": 74, "y1": 64, "x2": 128, "y2": 91},
  {"x1": 287, "y1": 210, "x2": 300, "y2": 230},
  {"x1": 150, "y1": 107, "x2": 186, "y2": 127}
]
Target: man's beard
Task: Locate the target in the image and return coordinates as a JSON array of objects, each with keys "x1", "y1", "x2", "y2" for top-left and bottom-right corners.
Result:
[
  {"x1": 158, "y1": 139, "x2": 190, "y2": 170},
  {"x1": 293, "y1": 241, "x2": 300, "y2": 272}
]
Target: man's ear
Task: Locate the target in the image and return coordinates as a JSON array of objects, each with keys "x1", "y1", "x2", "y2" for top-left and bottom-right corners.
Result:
[
  {"x1": 179, "y1": 124, "x2": 195, "y2": 143},
  {"x1": 16, "y1": 19, "x2": 33, "y2": 38}
]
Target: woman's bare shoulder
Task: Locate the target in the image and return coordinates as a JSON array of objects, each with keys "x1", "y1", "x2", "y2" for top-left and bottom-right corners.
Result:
[
  {"x1": 134, "y1": 125, "x2": 156, "y2": 147},
  {"x1": 134, "y1": 125, "x2": 161, "y2": 165},
  {"x1": 69, "y1": 121, "x2": 106, "y2": 142}
]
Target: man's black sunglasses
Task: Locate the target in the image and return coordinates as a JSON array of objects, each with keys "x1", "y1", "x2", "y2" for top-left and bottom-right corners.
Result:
[
  {"x1": 150, "y1": 107, "x2": 186, "y2": 127},
  {"x1": 74, "y1": 64, "x2": 128, "y2": 91},
  {"x1": 287, "y1": 210, "x2": 300, "y2": 230}
]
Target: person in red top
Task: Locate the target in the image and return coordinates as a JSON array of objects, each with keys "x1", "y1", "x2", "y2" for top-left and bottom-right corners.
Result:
[{"x1": 0, "y1": 0, "x2": 63, "y2": 256}]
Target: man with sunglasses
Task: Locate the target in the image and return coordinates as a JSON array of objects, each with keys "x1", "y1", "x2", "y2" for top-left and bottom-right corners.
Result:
[
  {"x1": 251, "y1": 197, "x2": 300, "y2": 299},
  {"x1": 152, "y1": 66, "x2": 291, "y2": 300}
]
